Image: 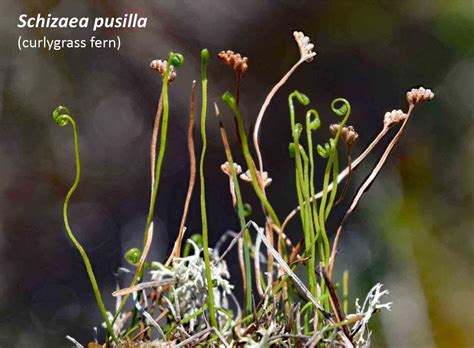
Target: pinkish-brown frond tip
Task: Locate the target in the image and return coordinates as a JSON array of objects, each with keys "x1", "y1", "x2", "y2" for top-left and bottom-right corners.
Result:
[
  {"x1": 406, "y1": 87, "x2": 434, "y2": 106},
  {"x1": 150, "y1": 59, "x2": 177, "y2": 82},
  {"x1": 218, "y1": 50, "x2": 249, "y2": 75}
]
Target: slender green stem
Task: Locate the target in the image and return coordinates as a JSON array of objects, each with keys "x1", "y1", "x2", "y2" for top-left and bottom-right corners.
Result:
[
  {"x1": 318, "y1": 98, "x2": 351, "y2": 264},
  {"x1": 318, "y1": 155, "x2": 333, "y2": 263},
  {"x1": 215, "y1": 105, "x2": 253, "y2": 316},
  {"x1": 113, "y1": 52, "x2": 184, "y2": 328},
  {"x1": 325, "y1": 150, "x2": 339, "y2": 219},
  {"x1": 52, "y1": 110, "x2": 118, "y2": 343},
  {"x1": 222, "y1": 92, "x2": 281, "y2": 227},
  {"x1": 199, "y1": 48, "x2": 218, "y2": 328}
]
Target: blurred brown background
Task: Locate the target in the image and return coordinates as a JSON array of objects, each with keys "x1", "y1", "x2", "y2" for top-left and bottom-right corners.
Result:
[{"x1": 0, "y1": 0, "x2": 472, "y2": 346}]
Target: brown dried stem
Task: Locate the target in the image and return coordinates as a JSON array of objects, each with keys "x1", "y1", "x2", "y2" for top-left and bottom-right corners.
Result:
[
  {"x1": 328, "y1": 104, "x2": 415, "y2": 279},
  {"x1": 166, "y1": 81, "x2": 197, "y2": 264},
  {"x1": 151, "y1": 93, "x2": 164, "y2": 191},
  {"x1": 335, "y1": 144, "x2": 353, "y2": 206},
  {"x1": 320, "y1": 264, "x2": 351, "y2": 341}
]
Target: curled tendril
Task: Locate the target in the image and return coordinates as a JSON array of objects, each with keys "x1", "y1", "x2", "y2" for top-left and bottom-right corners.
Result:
[
  {"x1": 317, "y1": 138, "x2": 336, "y2": 158},
  {"x1": 306, "y1": 109, "x2": 321, "y2": 131},
  {"x1": 293, "y1": 123, "x2": 303, "y2": 138},
  {"x1": 331, "y1": 98, "x2": 351, "y2": 117},
  {"x1": 125, "y1": 248, "x2": 142, "y2": 266},
  {"x1": 289, "y1": 90, "x2": 310, "y2": 130},
  {"x1": 51, "y1": 105, "x2": 117, "y2": 343},
  {"x1": 170, "y1": 53, "x2": 185, "y2": 67},
  {"x1": 52, "y1": 105, "x2": 71, "y2": 127},
  {"x1": 317, "y1": 98, "x2": 351, "y2": 159}
]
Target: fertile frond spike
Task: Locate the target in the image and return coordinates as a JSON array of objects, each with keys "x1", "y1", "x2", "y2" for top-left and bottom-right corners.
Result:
[
  {"x1": 406, "y1": 86, "x2": 434, "y2": 105},
  {"x1": 150, "y1": 59, "x2": 177, "y2": 82},
  {"x1": 293, "y1": 31, "x2": 316, "y2": 62},
  {"x1": 218, "y1": 50, "x2": 249, "y2": 75},
  {"x1": 330, "y1": 124, "x2": 359, "y2": 146},
  {"x1": 383, "y1": 109, "x2": 407, "y2": 129},
  {"x1": 240, "y1": 169, "x2": 272, "y2": 188}
]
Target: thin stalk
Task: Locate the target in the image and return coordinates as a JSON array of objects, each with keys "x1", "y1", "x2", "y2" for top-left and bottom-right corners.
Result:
[
  {"x1": 292, "y1": 137, "x2": 317, "y2": 295},
  {"x1": 150, "y1": 93, "x2": 164, "y2": 191},
  {"x1": 113, "y1": 52, "x2": 182, "y2": 327},
  {"x1": 166, "y1": 81, "x2": 197, "y2": 264},
  {"x1": 318, "y1": 155, "x2": 333, "y2": 264},
  {"x1": 343, "y1": 270, "x2": 349, "y2": 314},
  {"x1": 335, "y1": 144, "x2": 353, "y2": 206},
  {"x1": 328, "y1": 104, "x2": 415, "y2": 279},
  {"x1": 253, "y1": 57, "x2": 313, "y2": 175},
  {"x1": 53, "y1": 112, "x2": 118, "y2": 343},
  {"x1": 324, "y1": 150, "x2": 339, "y2": 219},
  {"x1": 305, "y1": 110, "x2": 324, "y2": 291},
  {"x1": 199, "y1": 48, "x2": 217, "y2": 328}
]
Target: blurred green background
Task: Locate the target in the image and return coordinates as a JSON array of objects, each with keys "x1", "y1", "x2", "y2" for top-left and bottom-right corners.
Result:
[{"x1": 0, "y1": 0, "x2": 472, "y2": 346}]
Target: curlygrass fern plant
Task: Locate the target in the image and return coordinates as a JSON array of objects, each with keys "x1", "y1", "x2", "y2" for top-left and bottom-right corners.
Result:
[{"x1": 55, "y1": 31, "x2": 434, "y2": 347}]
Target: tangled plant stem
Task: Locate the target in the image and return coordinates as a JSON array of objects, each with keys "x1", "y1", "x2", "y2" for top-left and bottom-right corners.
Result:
[{"x1": 52, "y1": 107, "x2": 118, "y2": 344}]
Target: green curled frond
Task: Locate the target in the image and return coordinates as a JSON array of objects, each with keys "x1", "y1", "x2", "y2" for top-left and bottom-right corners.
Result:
[
  {"x1": 125, "y1": 248, "x2": 142, "y2": 266},
  {"x1": 52, "y1": 105, "x2": 72, "y2": 127},
  {"x1": 306, "y1": 109, "x2": 321, "y2": 131},
  {"x1": 290, "y1": 90, "x2": 310, "y2": 106},
  {"x1": 331, "y1": 98, "x2": 351, "y2": 117},
  {"x1": 170, "y1": 52, "x2": 185, "y2": 67},
  {"x1": 293, "y1": 123, "x2": 303, "y2": 139},
  {"x1": 317, "y1": 98, "x2": 351, "y2": 158},
  {"x1": 222, "y1": 91, "x2": 236, "y2": 108},
  {"x1": 317, "y1": 138, "x2": 336, "y2": 158},
  {"x1": 191, "y1": 233, "x2": 203, "y2": 248},
  {"x1": 243, "y1": 203, "x2": 252, "y2": 218},
  {"x1": 288, "y1": 90, "x2": 310, "y2": 130}
]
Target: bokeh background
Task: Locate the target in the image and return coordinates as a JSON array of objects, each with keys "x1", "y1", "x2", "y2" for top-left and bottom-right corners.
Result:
[{"x1": 1, "y1": 0, "x2": 473, "y2": 346}]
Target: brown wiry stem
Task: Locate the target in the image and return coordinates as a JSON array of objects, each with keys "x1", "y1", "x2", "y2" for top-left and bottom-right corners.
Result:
[
  {"x1": 166, "y1": 81, "x2": 197, "y2": 264},
  {"x1": 320, "y1": 263, "x2": 351, "y2": 341},
  {"x1": 335, "y1": 144, "x2": 353, "y2": 206},
  {"x1": 234, "y1": 72, "x2": 243, "y2": 145},
  {"x1": 328, "y1": 104, "x2": 415, "y2": 279},
  {"x1": 150, "y1": 93, "x2": 164, "y2": 192}
]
